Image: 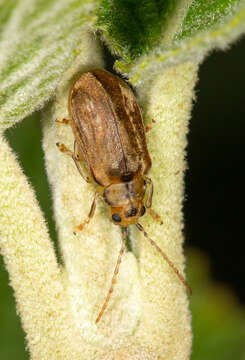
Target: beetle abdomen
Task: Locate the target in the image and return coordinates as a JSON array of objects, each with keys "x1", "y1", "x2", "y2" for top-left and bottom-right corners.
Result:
[{"x1": 69, "y1": 70, "x2": 151, "y2": 186}]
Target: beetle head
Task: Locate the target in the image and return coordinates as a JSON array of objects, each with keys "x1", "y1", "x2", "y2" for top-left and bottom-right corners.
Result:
[
  {"x1": 103, "y1": 178, "x2": 146, "y2": 227},
  {"x1": 110, "y1": 202, "x2": 146, "y2": 227}
]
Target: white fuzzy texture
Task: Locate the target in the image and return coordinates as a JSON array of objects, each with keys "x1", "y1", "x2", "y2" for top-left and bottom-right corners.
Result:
[
  {"x1": 0, "y1": 134, "x2": 84, "y2": 359},
  {"x1": 0, "y1": 57, "x2": 197, "y2": 359},
  {"x1": 42, "y1": 61, "x2": 197, "y2": 359}
]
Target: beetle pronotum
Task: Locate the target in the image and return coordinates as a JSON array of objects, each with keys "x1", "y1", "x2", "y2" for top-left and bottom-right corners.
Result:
[{"x1": 56, "y1": 69, "x2": 191, "y2": 323}]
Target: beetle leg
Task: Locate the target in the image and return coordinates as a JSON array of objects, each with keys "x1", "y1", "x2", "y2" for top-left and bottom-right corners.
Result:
[
  {"x1": 56, "y1": 142, "x2": 91, "y2": 183},
  {"x1": 73, "y1": 141, "x2": 91, "y2": 183},
  {"x1": 55, "y1": 118, "x2": 71, "y2": 125},
  {"x1": 76, "y1": 192, "x2": 99, "y2": 231},
  {"x1": 56, "y1": 142, "x2": 73, "y2": 157},
  {"x1": 144, "y1": 177, "x2": 153, "y2": 208},
  {"x1": 144, "y1": 177, "x2": 163, "y2": 224},
  {"x1": 96, "y1": 227, "x2": 128, "y2": 323},
  {"x1": 145, "y1": 119, "x2": 156, "y2": 133},
  {"x1": 147, "y1": 208, "x2": 163, "y2": 225}
]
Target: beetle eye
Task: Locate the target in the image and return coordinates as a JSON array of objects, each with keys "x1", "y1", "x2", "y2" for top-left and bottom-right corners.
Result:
[
  {"x1": 140, "y1": 206, "x2": 146, "y2": 217},
  {"x1": 112, "y1": 213, "x2": 121, "y2": 222},
  {"x1": 126, "y1": 207, "x2": 137, "y2": 218}
]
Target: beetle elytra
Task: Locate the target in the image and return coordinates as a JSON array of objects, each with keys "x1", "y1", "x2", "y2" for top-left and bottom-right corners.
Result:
[{"x1": 56, "y1": 69, "x2": 191, "y2": 323}]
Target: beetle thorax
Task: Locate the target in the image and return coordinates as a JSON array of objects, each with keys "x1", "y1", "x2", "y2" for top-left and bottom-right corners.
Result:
[{"x1": 103, "y1": 178, "x2": 146, "y2": 226}]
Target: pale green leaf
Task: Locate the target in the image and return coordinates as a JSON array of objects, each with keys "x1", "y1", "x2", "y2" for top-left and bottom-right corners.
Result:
[{"x1": 0, "y1": 0, "x2": 98, "y2": 129}]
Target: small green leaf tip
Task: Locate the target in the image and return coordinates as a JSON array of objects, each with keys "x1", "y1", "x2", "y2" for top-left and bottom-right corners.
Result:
[{"x1": 97, "y1": 0, "x2": 181, "y2": 60}]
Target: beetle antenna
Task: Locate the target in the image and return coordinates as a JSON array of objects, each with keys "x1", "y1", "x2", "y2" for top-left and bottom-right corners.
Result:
[
  {"x1": 96, "y1": 227, "x2": 128, "y2": 323},
  {"x1": 136, "y1": 223, "x2": 192, "y2": 295}
]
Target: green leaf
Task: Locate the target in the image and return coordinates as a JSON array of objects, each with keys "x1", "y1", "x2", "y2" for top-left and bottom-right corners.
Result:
[
  {"x1": 0, "y1": 0, "x2": 19, "y2": 40},
  {"x1": 97, "y1": 0, "x2": 245, "y2": 83},
  {"x1": 177, "y1": 0, "x2": 241, "y2": 40},
  {"x1": 1, "y1": 0, "x2": 245, "y2": 127},
  {"x1": 97, "y1": 0, "x2": 180, "y2": 61},
  {"x1": 0, "y1": 0, "x2": 98, "y2": 129}
]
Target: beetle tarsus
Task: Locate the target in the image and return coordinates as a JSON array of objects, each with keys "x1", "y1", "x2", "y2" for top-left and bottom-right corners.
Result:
[
  {"x1": 145, "y1": 119, "x2": 156, "y2": 133},
  {"x1": 144, "y1": 176, "x2": 153, "y2": 208},
  {"x1": 56, "y1": 142, "x2": 74, "y2": 157},
  {"x1": 147, "y1": 207, "x2": 163, "y2": 225},
  {"x1": 55, "y1": 118, "x2": 71, "y2": 125},
  {"x1": 76, "y1": 193, "x2": 99, "y2": 232}
]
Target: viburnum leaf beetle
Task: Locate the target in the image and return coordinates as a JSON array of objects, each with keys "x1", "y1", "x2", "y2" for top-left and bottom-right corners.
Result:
[{"x1": 56, "y1": 69, "x2": 191, "y2": 323}]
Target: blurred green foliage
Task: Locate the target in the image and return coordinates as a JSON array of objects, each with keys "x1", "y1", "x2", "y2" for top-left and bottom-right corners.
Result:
[
  {"x1": 0, "y1": 255, "x2": 28, "y2": 359},
  {"x1": 187, "y1": 250, "x2": 245, "y2": 360}
]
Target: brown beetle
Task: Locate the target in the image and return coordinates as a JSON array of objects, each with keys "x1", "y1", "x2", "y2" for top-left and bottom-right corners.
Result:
[{"x1": 56, "y1": 69, "x2": 191, "y2": 323}]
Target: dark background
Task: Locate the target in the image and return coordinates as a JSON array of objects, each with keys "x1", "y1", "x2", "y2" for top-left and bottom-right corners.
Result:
[
  {"x1": 0, "y1": 36, "x2": 244, "y2": 359},
  {"x1": 185, "y1": 36, "x2": 245, "y2": 304}
]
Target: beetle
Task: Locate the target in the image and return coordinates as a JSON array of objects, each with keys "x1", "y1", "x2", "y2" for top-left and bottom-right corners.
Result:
[{"x1": 56, "y1": 69, "x2": 191, "y2": 323}]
